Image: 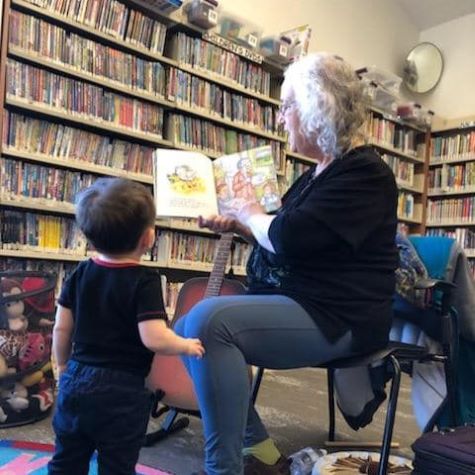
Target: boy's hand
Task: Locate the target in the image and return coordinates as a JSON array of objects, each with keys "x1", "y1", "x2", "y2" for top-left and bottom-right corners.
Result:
[{"x1": 184, "y1": 338, "x2": 205, "y2": 358}]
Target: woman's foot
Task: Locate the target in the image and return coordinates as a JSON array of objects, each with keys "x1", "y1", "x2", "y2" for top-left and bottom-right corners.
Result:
[{"x1": 243, "y1": 454, "x2": 291, "y2": 474}]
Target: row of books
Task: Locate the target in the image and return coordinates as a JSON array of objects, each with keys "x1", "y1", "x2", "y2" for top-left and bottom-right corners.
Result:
[
  {"x1": 3, "y1": 111, "x2": 155, "y2": 177},
  {"x1": 1, "y1": 210, "x2": 86, "y2": 252},
  {"x1": 7, "y1": 60, "x2": 165, "y2": 136},
  {"x1": 426, "y1": 227, "x2": 475, "y2": 251},
  {"x1": 167, "y1": 68, "x2": 280, "y2": 134},
  {"x1": 171, "y1": 33, "x2": 272, "y2": 96},
  {"x1": 282, "y1": 160, "x2": 311, "y2": 191},
  {"x1": 160, "y1": 277, "x2": 183, "y2": 318},
  {"x1": 430, "y1": 131, "x2": 475, "y2": 162},
  {"x1": 167, "y1": 114, "x2": 284, "y2": 169},
  {"x1": 398, "y1": 191, "x2": 415, "y2": 219},
  {"x1": 366, "y1": 113, "x2": 419, "y2": 157},
  {"x1": 9, "y1": 11, "x2": 168, "y2": 98},
  {"x1": 381, "y1": 153, "x2": 415, "y2": 188},
  {"x1": 428, "y1": 162, "x2": 475, "y2": 192},
  {"x1": 0, "y1": 210, "x2": 252, "y2": 269},
  {"x1": 0, "y1": 157, "x2": 97, "y2": 204},
  {"x1": 23, "y1": 0, "x2": 167, "y2": 53},
  {"x1": 427, "y1": 197, "x2": 475, "y2": 224},
  {"x1": 152, "y1": 230, "x2": 251, "y2": 270}
]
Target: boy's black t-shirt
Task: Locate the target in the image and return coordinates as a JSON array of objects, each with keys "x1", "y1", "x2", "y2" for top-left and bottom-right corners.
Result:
[
  {"x1": 247, "y1": 146, "x2": 399, "y2": 352},
  {"x1": 59, "y1": 258, "x2": 167, "y2": 376}
]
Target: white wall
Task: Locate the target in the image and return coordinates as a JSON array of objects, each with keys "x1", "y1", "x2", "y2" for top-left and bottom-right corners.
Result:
[
  {"x1": 418, "y1": 14, "x2": 475, "y2": 120},
  {"x1": 216, "y1": 0, "x2": 418, "y2": 74},
  {"x1": 217, "y1": 0, "x2": 475, "y2": 120}
]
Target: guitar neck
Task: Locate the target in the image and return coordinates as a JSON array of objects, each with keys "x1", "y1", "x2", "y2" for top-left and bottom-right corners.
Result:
[{"x1": 204, "y1": 233, "x2": 234, "y2": 298}]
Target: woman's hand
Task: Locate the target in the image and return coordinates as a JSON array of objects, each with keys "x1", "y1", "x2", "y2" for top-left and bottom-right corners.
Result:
[
  {"x1": 198, "y1": 208, "x2": 258, "y2": 244},
  {"x1": 229, "y1": 201, "x2": 265, "y2": 226},
  {"x1": 198, "y1": 215, "x2": 238, "y2": 234}
]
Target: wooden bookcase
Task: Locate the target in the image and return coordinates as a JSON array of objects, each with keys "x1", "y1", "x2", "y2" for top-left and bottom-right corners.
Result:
[
  {"x1": 364, "y1": 106, "x2": 431, "y2": 235},
  {"x1": 425, "y1": 121, "x2": 475, "y2": 276},
  {"x1": 0, "y1": 0, "x2": 433, "y2": 307}
]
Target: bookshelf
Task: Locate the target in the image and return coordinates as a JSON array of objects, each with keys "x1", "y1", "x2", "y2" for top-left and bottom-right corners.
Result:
[
  {"x1": 426, "y1": 121, "x2": 475, "y2": 276},
  {"x1": 0, "y1": 0, "x2": 285, "y2": 303},
  {"x1": 0, "y1": 0, "x2": 434, "y2": 296},
  {"x1": 364, "y1": 107, "x2": 430, "y2": 234}
]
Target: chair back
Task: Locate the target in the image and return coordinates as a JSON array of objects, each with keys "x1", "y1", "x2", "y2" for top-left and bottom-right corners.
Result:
[{"x1": 409, "y1": 236, "x2": 455, "y2": 281}]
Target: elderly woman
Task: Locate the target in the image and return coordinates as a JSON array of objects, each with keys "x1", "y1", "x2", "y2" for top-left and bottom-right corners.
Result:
[{"x1": 175, "y1": 53, "x2": 398, "y2": 475}]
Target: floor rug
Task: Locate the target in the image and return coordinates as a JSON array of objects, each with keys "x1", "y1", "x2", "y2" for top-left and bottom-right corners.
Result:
[{"x1": 0, "y1": 440, "x2": 172, "y2": 474}]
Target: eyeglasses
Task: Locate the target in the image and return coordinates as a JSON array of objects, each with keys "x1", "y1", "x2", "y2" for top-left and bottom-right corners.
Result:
[{"x1": 278, "y1": 100, "x2": 296, "y2": 117}]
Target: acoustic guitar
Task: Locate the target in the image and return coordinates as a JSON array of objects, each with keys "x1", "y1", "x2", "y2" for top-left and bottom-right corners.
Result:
[{"x1": 146, "y1": 232, "x2": 246, "y2": 410}]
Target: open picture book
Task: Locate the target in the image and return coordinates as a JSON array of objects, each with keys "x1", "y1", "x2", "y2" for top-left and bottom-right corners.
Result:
[{"x1": 153, "y1": 145, "x2": 281, "y2": 218}]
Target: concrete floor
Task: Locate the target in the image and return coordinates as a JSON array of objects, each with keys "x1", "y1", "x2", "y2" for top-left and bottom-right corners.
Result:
[{"x1": 0, "y1": 368, "x2": 420, "y2": 474}]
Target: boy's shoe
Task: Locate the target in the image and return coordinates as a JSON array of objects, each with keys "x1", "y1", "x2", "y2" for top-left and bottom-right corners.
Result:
[{"x1": 243, "y1": 454, "x2": 291, "y2": 475}]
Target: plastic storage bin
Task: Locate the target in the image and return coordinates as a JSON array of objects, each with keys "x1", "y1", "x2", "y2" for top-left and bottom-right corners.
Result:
[
  {"x1": 365, "y1": 81, "x2": 398, "y2": 114},
  {"x1": 218, "y1": 13, "x2": 262, "y2": 49},
  {"x1": 0, "y1": 271, "x2": 57, "y2": 427},
  {"x1": 397, "y1": 102, "x2": 434, "y2": 128},
  {"x1": 357, "y1": 66, "x2": 402, "y2": 95},
  {"x1": 147, "y1": 0, "x2": 183, "y2": 14},
  {"x1": 260, "y1": 36, "x2": 291, "y2": 63},
  {"x1": 279, "y1": 24, "x2": 312, "y2": 62},
  {"x1": 185, "y1": 0, "x2": 218, "y2": 30}
]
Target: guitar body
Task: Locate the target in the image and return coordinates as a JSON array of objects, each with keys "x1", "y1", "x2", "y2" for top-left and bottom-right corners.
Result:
[
  {"x1": 171, "y1": 277, "x2": 246, "y2": 326},
  {"x1": 147, "y1": 276, "x2": 246, "y2": 410}
]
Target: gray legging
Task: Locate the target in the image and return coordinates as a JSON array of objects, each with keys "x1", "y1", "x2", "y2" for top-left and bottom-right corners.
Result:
[{"x1": 174, "y1": 294, "x2": 355, "y2": 475}]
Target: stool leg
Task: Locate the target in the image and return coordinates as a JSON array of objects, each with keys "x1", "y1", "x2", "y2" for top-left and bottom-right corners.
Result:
[
  {"x1": 327, "y1": 369, "x2": 336, "y2": 441},
  {"x1": 378, "y1": 355, "x2": 401, "y2": 475},
  {"x1": 251, "y1": 367, "x2": 265, "y2": 404}
]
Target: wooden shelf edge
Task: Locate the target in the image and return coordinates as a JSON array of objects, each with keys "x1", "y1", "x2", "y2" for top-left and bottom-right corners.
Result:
[
  {"x1": 2, "y1": 147, "x2": 154, "y2": 184},
  {"x1": 6, "y1": 96, "x2": 172, "y2": 147}
]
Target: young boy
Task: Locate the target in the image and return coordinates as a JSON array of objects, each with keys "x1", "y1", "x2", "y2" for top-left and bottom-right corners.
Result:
[{"x1": 48, "y1": 178, "x2": 204, "y2": 475}]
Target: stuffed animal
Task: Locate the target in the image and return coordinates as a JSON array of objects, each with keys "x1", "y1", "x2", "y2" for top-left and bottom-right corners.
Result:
[
  {"x1": 21, "y1": 361, "x2": 53, "y2": 388},
  {"x1": 0, "y1": 330, "x2": 27, "y2": 378},
  {"x1": 18, "y1": 333, "x2": 47, "y2": 371},
  {"x1": 0, "y1": 382, "x2": 29, "y2": 411},
  {"x1": 1, "y1": 279, "x2": 28, "y2": 332},
  {"x1": 22, "y1": 277, "x2": 55, "y2": 329}
]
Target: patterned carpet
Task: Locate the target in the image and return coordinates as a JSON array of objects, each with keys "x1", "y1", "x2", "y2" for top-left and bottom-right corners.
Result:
[{"x1": 0, "y1": 368, "x2": 420, "y2": 475}]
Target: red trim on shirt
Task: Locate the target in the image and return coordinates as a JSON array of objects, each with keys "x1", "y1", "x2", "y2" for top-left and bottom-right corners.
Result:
[{"x1": 92, "y1": 257, "x2": 140, "y2": 268}]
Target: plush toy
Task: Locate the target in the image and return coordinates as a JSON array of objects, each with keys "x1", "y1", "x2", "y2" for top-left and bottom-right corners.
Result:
[
  {"x1": 0, "y1": 405, "x2": 7, "y2": 423},
  {"x1": 0, "y1": 382, "x2": 29, "y2": 411},
  {"x1": 21, "y1": 361, "x2": 53, "y2": 388},
  {"x1": 22, "y1": 277, "x2": 55, "y2": 329},
  {"x1": 1, "y1": 279, "x2": 28, "y2": 332},
  {"x1": 18, "y1": 333, "x2": 47, "y2": 371},
  {"x1": 0, "y1": 329, "x2": 27, "y2": 378}
]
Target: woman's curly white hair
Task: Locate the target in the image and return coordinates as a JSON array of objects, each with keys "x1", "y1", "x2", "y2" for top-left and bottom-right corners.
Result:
[{"x1": 284, "y1": 53, "x2": 368, "y2": 158}]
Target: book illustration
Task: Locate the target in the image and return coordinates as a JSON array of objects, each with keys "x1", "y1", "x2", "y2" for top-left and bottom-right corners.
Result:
[
  {"x1": 213, "y1": 147, "x2": 281, "y2": 214},
  {"x1": 153, "y1": 146, "x2": 281, "y2": 218},
  {"x1": 154, "y1": 150, "x2": 219, "y2": 218},
  {"x1": 167, "y1": 164, "x2": 207, "y2": 195}
]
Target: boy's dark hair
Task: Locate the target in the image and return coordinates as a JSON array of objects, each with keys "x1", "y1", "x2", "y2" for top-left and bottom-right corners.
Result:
[{"x1": 76, "y1": 178, "x2": 156, "y2": 254}]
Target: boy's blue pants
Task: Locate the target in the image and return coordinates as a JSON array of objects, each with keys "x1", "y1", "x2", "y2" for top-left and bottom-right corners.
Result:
[{"x1": 48, "y1": 360, "x2": 153, "y2": 475}]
